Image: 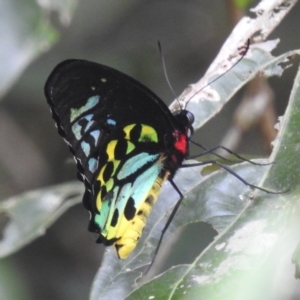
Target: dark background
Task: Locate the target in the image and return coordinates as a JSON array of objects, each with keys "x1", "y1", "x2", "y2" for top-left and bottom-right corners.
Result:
[{"x1": 0, "y1": 1, "x2": 299, "y2": 299}]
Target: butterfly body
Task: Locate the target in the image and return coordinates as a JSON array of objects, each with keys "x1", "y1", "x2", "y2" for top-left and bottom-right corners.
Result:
[{"x1": 45, "y1": 60, "x2": 193, "y2": 258}]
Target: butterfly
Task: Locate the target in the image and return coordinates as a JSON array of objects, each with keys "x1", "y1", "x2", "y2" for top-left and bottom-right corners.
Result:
[{"x1": 44, "y1": 59, "x2": 194, "y2": 259}]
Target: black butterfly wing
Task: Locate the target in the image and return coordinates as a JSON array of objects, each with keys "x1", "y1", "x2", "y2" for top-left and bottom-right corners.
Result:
[{"x1": 45, "y1": 60, "x2": 187, "y2": 257}]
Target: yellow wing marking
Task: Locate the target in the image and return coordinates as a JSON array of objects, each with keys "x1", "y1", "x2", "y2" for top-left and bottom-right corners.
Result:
[
  {"x1": 106, "y1": 140, "x2": 118, "y2": 161},
  {"x1": 139, "y1": 124, "x2": 158, "y2": 143},
  {"x1": 123, "y1": 124, "x2": 136, "y2": 140}
]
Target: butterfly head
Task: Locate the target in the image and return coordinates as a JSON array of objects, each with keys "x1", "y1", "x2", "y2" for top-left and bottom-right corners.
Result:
[{"x1": 172, "y1": 109, "x2": 194, "y2": 136}]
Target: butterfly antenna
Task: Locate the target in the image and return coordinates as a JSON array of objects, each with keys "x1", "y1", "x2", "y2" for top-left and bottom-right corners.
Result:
[
  {"x1": 158, "y1": 41, "x2": 182, "y2": 109},
  {"x1": 186, "y1": 39, "x2": 250, "y2": 106}
]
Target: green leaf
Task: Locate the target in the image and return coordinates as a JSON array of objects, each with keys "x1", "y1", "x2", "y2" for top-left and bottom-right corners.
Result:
[
  {"x1": 0, "y1": 182, "x2": 82, "y2": 258},
  {"x1": 180, "y1": 41, "x2": 300, "y2": 130},
  {"x1": 90, "y1": 161, "x2": 268, "y2": 300},
  {"x1": 126, "y1": 64, "x2": 300, "y2": 299},
  {"x1": 89, "y1": 46, "x2": 300, "y2": 299}
]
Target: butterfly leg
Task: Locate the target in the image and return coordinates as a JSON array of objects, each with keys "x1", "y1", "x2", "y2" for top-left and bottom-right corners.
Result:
[
  {"x1": 181, "y1": 160, "x2": 283, "y2": 194},
  {"x1": 189, "y1": 140, "x2": 272, "y2": 166},
  {"x1": 145, "y1": 179, "x2": 184, "y2": 274}
]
